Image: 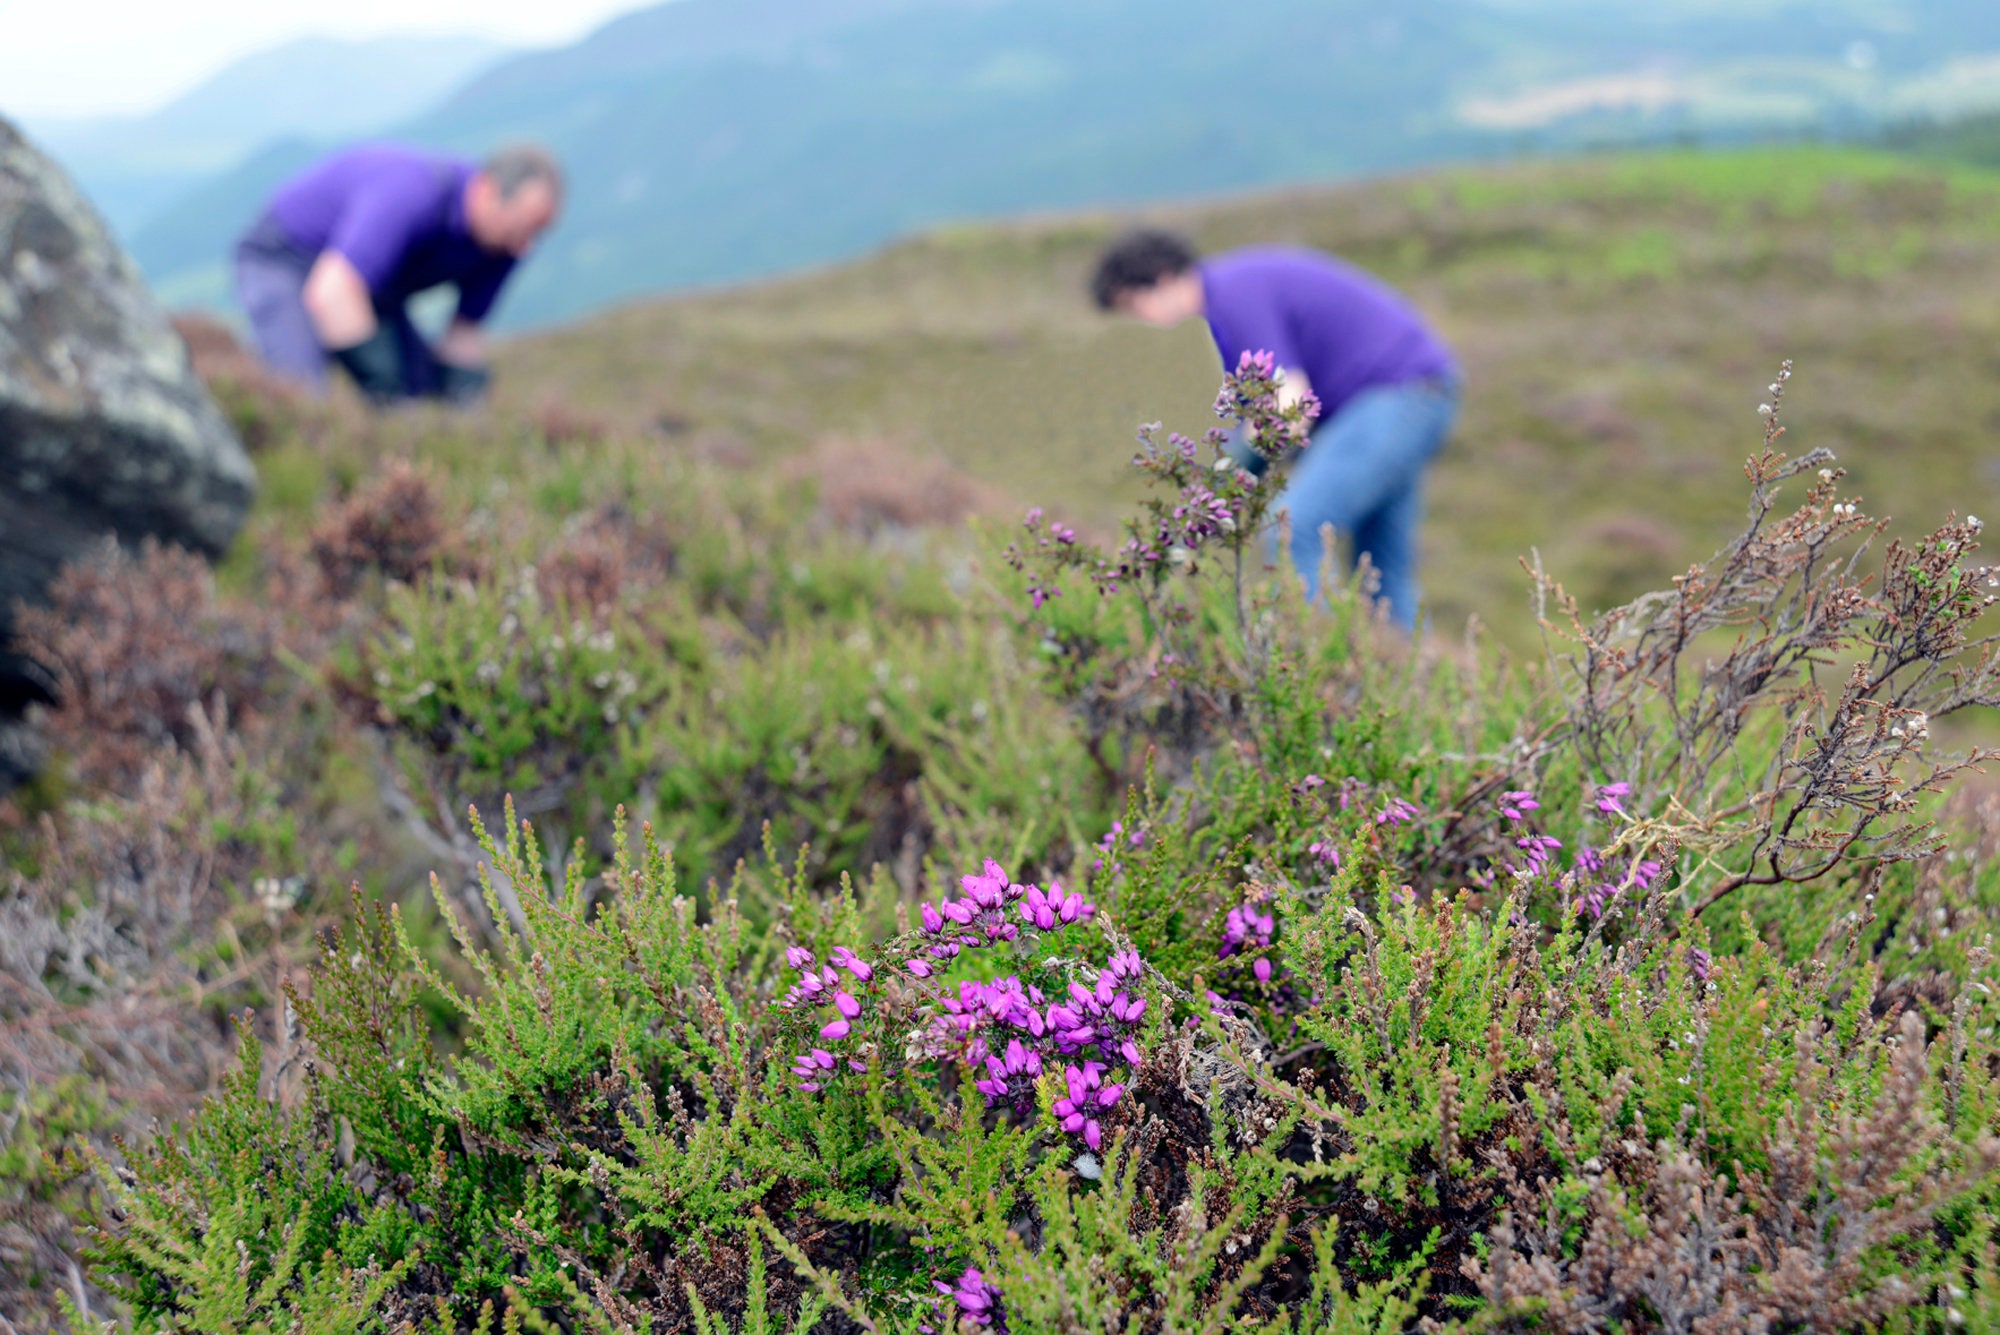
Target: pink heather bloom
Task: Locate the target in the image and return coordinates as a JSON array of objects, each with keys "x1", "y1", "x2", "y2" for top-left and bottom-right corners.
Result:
[
  {"x1": 1252, "y1": 957, "x2": 1273, "y2": 983},
  {"x1": 829, "y1": 947, "x2": 873, "y2": 981},
  {"x1": 1308, "y1": 839, "x2": 1341, "y2": 868},
  {"x1": 1595, "y1": 782, "x2": 1631, "y2": 818},
  {"x1": 1500, "y1": 790, "x2": 1539, "y2": 821},
  {"x1": 832, "y1": 991, "x2": 862, "y2": 1020},
  {"x1": 920, "y1": 902, "x2": 945, "y2": 934},
  {"x1": 785, "y1": 946, "x2": 815, "y2": 969},
  {"x1": 1238, "y1": 349, "x2": 1277, "y2": 378},
  {"x1": 1688, "y1": 946, "x2": 1713, "y2": 982},
  {"x1": 819, "y1": 1018, "x2": 851, "y2": 1041},
  {"x1": 950, "y1": 1268, "x2": 1001, "y2": 1327},
  {"x1": 906, "y1": 959, "x2": 933, "y2": 978},
  {"x1": 791, "y1": 1047, "x2": 838, "y2": 1092},
  {"x1": 1516, "y1": 834, "x2": 1563, "y2": 867},
  {"x1": 1375, "y1": 797, "x2": 1420, "y2": 827},
  {"x1": 1051, "y1": 1062, "x2": 1109, "y2": 1150}
]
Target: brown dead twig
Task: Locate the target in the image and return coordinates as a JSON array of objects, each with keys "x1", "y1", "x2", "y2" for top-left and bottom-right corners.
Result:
[{"x1": 1534, "y1": 363, "x2": 2000, "y2": 919}]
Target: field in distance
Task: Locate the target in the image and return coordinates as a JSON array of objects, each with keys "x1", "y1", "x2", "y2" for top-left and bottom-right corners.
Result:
[{"x1": 499, "y1": 146, "x2": 2000, "y2": 647}]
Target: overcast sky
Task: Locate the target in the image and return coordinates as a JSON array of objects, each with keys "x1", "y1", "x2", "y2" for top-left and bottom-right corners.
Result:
[{"x1": 0, "y1": 0, "x2": 650, "y2": 118}]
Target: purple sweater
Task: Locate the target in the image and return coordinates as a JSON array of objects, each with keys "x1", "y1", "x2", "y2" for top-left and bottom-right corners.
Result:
[
  {"x1": 1198, "y1": 248, "x2": 1457, "y2": 416},
  {"x1": 266, "y1": 143, "x2": 514, "y2": 322}
]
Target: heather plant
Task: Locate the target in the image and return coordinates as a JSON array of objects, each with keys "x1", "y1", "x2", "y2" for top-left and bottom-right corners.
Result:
[
  {"x1": 310, "y1": 460, "x2": 469, "y2": 600},
  {"x1": 0, "y1": 712, "x2": 341, "y2": 1330},
  {"x1": 18, "y1": 351, "x2": 2000, "y2": 1334},
  {"x1": 1533, "y1": 364, "x2": 2000, "y2": 930},
  {"x1": 14, "y1": 538, "x2": 310, "y2": 795}
]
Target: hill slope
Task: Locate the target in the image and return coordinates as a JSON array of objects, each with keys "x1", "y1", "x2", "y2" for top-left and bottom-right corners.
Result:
[
  {"x1": 134, "y1": 0, "x2": 2000, "y2": 328},
  {"x1": 496, "y1": 146, "x2": 2000, "y2": 644}
]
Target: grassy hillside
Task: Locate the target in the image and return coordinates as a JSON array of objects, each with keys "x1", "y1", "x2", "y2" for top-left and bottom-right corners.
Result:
[
  {"x1": 501, "y1": 145, "x2": 2000, "y2": 646},
  {"x1": 16, "y1": 142, "x2": 2000, "y2": 1331}
]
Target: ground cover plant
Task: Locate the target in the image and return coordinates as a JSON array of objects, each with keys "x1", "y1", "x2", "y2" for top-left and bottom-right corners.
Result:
[
  {"x1": 6, "y1": 317, "x2": 2000, "y2": 1333},
  {"x1": 8, "y1": 146, "x2": 2000, "y2": 1333}
]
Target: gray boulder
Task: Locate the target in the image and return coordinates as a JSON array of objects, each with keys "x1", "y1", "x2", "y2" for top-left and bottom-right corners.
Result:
[{"x1": 0, "y1": 115, "x2": 254, "y2": 768}]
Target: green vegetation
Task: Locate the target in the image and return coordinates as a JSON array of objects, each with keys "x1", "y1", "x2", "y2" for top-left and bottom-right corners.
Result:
[{"x1": 8, "y1": 144, "x2": 2000, "y2": 1332}]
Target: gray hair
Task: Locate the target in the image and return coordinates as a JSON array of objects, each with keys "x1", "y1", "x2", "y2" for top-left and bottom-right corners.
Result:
[{"x1": 482, "y1": 143, "x2": 564, "y2": 202}]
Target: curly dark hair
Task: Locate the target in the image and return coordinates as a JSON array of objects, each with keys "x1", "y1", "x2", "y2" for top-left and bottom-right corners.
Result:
[{"x1": 1090, "y1": 229, "x2": 1198, "y2": 310}]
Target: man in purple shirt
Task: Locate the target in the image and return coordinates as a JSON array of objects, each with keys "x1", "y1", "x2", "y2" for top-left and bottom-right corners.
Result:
[
  {"x1": 1092, "y1": 231, "x2": 1459, "y2": 630},
  {"x1": 233, "y1": 142, "x2": 562, "y2": 405}
]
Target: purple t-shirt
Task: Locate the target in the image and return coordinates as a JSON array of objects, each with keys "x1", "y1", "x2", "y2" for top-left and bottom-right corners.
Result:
[
  {"x1": 266, "y1": 143, "x2": 515, "y2": 323},
  {"x1": 1199, "y1": 248, "x2": 1457, "y2": 417}
]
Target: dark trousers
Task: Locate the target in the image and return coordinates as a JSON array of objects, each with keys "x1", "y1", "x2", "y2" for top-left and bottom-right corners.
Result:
[{"x1": 232, "y1": 215, "x2": 440, "y2": 398}]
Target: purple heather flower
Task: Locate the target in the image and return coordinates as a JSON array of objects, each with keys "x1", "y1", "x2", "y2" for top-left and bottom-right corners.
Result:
[
  {"x1": 1020, "y1": 881, "x2": 1090, "y2": 930},
  {"x1": 1595, "y1": 782, "x2": 1631, "y2": 818},
  {"x1": 1052, "y1": 1062, "x2": 1109, "y2": 1149},
  {"x1": 1308, "y1": 839, "x2": 1341, "y2": 868},
  {"x1": 819, "y1": 1018, "x2": 851, "y2": 1041},
  {"x1": 790, "y1": 1048, "x2": 838, "y2": 1091},
  {"x1": 1516, "y1": 834, "x2": 1563, "y2": 867},
  {"x1": 921, "y1": 902, "x2": 945, "y2": 934},
  {"x1": 974, "y1": 1037, "x2": 1044, "y2": 1105},
  {"x1": 949, "y1": 1268, "x2": 1003, "y2": 1329},
  {"x1": 906, "y1": 958, "x2": 934, "y2": 978},
  {"x1": 1252, "y1": 957, "x2": 1273, "y2": 983},
  {"x1": 829, "y1": 947, "x2": 873, "y2": 981},
  {"x1": 1375, "y1": 797, "x2": 1420, "y2": 827},
  {"x1": 785, "y1": 946, "x2": 815, "y2": 969},
  {"x1": 1500, "y1": 790, "x2": 1539, "y2": 821},
  {"x1": 1219, "y1": 904, "x2": 1276, "y2": 959},
  {"x1": 1688, "y1": 946, "x2": 1713, "y2": 982}
]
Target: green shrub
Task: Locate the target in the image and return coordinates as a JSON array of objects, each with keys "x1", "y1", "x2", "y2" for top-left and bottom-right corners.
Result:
[{"x1": 57, "y1": 360, "x2": 2000, "y2": 1334}]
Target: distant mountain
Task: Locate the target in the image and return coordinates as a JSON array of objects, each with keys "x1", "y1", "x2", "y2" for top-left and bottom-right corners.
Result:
[
  {"x1": 124, "y1": 0, "x2": 2000, "y2": 329},
  {"x1": 21, "y1": 34, "x2": 514, "y2": 240}
]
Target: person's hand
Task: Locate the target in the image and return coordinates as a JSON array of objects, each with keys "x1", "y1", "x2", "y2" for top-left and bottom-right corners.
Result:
[
  {"x1": 437, "y1": 361, "x2": 491, "y2": 407},
  {"x1": 330, "y1": 326, "x2": 403, "y2": 404}
]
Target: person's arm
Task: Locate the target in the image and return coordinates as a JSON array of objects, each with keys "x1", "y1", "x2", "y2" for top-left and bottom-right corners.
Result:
[
  {"x1": 1275, "y1": 367, "x2": 1312, "y2": 413},
  {"x1": 301, "y1": 251, "x2": 376, "y2": 347},
  {"x1": 434, "y1": 319, "x2": 486, "y2": 367},
  {"x1": 302, "y1": 251, "x2": 403, "y2": 402}
]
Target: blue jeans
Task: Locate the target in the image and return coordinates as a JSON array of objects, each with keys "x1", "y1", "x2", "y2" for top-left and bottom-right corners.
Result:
[{"x1": 1273, "y1": 378, "x2": 1459, "y2": 630}]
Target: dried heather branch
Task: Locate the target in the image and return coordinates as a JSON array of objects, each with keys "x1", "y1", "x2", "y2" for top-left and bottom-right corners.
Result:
[{"x1": 1537, "y1": 366, "x2": 2000, "y2": 919}]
